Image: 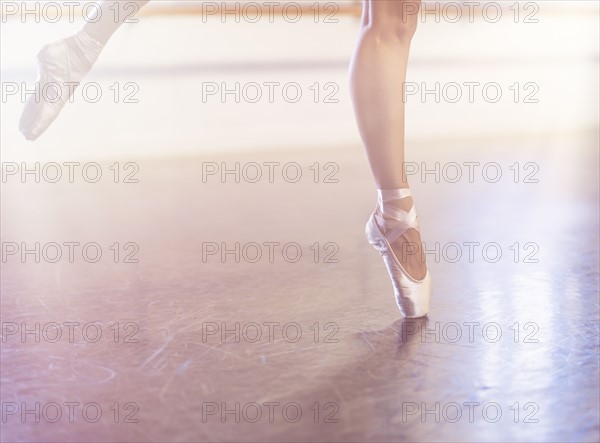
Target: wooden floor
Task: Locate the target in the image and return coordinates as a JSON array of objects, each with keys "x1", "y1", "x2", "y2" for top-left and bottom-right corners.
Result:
[{"x1": 1, "y1": 132, "x2": 598, "y2": 442}]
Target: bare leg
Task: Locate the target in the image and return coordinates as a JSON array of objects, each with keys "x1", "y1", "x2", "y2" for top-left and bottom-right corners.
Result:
[
  {"x1": 350, "y1": 0, "x2": 427, "y2": 280},
  {"x1": 84, "y1": 0, "x2": 150, "y2": 44}
]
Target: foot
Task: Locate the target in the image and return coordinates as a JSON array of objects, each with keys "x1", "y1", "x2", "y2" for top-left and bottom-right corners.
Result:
[
  {"x1": 19, "y1": 30, "x2": 104, "y2": 140},
  {"x1": 378, "y1": 196, "x2": 428, "y2": 280},
  {"x1": 366, "y1": 188, "x2": 431, "y2": 317}
]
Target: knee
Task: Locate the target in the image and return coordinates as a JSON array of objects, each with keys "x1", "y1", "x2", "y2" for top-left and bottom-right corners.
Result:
[{"x1": 366, "y1": 0, "x2": 421, "y2": 43}]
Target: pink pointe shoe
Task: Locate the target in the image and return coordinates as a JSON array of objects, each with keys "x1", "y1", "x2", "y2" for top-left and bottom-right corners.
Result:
[
  {"x1": 366, "y1": 188, "x2": 431, "y2": 318},
  {"x1": 19, "y1": 31, "x2": 104, "y2": 140}
]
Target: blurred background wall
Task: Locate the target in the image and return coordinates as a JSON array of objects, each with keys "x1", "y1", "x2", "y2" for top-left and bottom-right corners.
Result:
[{"x1": 1, "y1": 1, "x2": 598, "y2": 162}]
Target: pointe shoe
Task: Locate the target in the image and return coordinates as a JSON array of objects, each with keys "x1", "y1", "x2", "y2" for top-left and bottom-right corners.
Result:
[
  {"x1": 19, "y1": 31, "x2": 104, "y2": 140},
  {"x1": 366, "y1": 188, "x2": 431, "y2": 318}
]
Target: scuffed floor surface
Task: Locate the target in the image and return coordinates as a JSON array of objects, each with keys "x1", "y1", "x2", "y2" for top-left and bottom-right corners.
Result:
[{"x1": 1, "y1": 134, "x2": 599, "y2": 442}]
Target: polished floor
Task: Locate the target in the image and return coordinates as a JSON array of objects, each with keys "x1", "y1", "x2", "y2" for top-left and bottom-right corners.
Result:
[{"x1": 1, "y1": 132, "x2": 598, "y2": 442}]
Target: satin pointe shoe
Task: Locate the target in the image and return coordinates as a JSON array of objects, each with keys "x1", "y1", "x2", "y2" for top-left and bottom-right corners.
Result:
[
  {"x1": 366, "y1": 188, "x2": 431, "y2": 318},
  {"x1": 19, "y1": 31, "x2": 104, "y2": 140}
]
